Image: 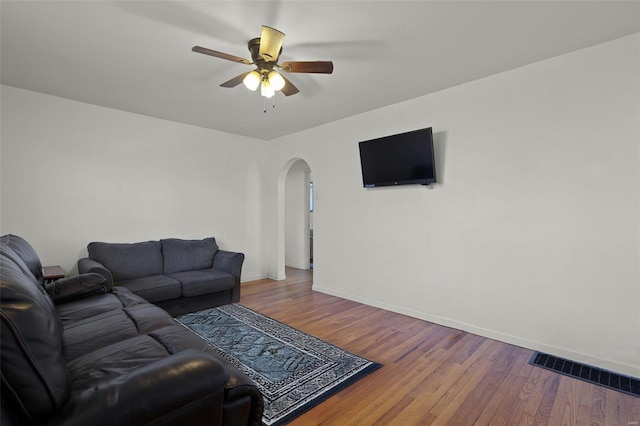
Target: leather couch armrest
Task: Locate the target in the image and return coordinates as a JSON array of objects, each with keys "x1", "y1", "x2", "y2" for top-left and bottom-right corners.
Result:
[
  {"x1": 45, "y1": 273, "x2": 108, "y2": 304},
  {"x1": 56, "y1": 351, "x2": 228, "y2": 426},
  {"x1": 78, "y1": 257, "x2": 113, "y2": 288}
]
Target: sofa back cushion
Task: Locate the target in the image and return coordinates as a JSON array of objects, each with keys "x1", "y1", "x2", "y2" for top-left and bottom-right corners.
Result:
[
  {"x1": 88, "y1": 241, "x2": 163, "y2": 281},
  {"x1": 0, "y1": 234, "x2": 44, "y2": 283},
  {"x1": 161, "y1": 238, "x2": 218, "y2": 275},
  {"x1": 1, "y1": 247, "x2": 70, "y2": 423}
]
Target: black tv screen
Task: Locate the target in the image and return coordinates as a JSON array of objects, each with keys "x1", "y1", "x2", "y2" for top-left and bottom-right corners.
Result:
[{"x1": 358, "y1": 127, "x2": 436, "y2": 187}]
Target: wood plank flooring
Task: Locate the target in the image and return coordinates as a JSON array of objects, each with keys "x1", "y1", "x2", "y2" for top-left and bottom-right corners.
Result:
[{"x1": 240, "y1": 267, "x2": 639, "y2": 425}]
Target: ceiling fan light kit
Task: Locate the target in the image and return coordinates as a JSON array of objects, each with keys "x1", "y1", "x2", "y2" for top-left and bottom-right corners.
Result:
[
  {"x1": 243, "y1": 71, "x2": 261, "y2": 91},
  {"x1": 268, "y1": 70, "x2": 285, "y2": 91},
  {"x1": 192, "y1": 25, "x2": 333, "y2": 112},
  {"x1": 261, "y1": 78, "x2": 275, "y2": 98}
]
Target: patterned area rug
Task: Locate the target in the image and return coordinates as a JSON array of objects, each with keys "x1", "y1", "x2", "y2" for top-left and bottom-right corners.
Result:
[{"x1": 175, "y1": 303, "x2": 381, "y2": 425}]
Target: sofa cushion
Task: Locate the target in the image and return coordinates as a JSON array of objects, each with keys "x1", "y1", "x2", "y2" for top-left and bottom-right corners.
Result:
[
  {"x1": 56, "y1": 287, "x2": 146, "y2": 325},
  {"x1": 118, "y1": 275, "x2": 182, "y2": 303},
  {"x1": 62, "y1": 309, "x2": 141, "y2": 361},
  {"x1": 169, "y1": 269, "x2": 235, "y2": 297},
  {"x1": 1, "y1": 234, "x2": 44, "y2": 283},
  {"x1": 161, "y1": 238, "x2": 218, "y2": 275},
  {"x1": 88, "y1": 241, "x2": 163, "y2": 281},
  {"x1": 62, "y1": 300, "x2": 172, "y2": 360},
  {"x1": 67, "y1": 334, "x2": 172, "y2": 392},
  {"x1": 0, "y1": 254, "x2": 71, "y2": 422}
]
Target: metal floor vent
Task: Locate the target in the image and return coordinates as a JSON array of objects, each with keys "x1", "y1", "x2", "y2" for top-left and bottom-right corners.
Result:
[{"x1": 530, "y1": 352, "x2": 639, "y2": 397}]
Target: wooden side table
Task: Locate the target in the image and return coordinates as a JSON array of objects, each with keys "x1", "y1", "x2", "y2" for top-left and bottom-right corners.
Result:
[{"x1": 43, "y1": 265, "x2": 65, "y2": 283}]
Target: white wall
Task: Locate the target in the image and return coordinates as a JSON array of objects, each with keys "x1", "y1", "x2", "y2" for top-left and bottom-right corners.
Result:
[
  {"x1": 0, "y1": 85, "x2": 267, "y2": 281},
  {"x1": 266, "y1": 34, "x2": 640, "y2": 377},
  {"x1": 2, "y1": 34, "x2": 638, "y2": 378},
  {"x1": 284, "y1": 160, "x2": 310, "y2": 269}
]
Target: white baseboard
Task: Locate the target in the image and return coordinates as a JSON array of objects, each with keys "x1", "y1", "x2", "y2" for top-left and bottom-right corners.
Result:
[
  {"x1": 240, "y1": 275, "x2": 268, "y2": 283},
  {"x1": 313, "y1": 285, "x2": 640, "y2": 378},
  {"x1": 285, "y1": 262, "x2": 309, "y2": 270}
]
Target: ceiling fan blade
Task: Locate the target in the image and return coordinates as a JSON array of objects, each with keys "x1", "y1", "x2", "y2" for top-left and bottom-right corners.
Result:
[
  {"x1": 220, "y1": 72, "x2": 250, "y2": 88},
  {"x1": 280, "y1": 61, "x2": 334, "y2": 74},
  {"x1": 192, "y1": 46, "x2": 252, "y2": 65},
  {"x1": 280, "y1": 74, "x2": 300, "y2": 96},
  {"x1": 259, "y1": 25, "x2": 285, "y2": 62}
]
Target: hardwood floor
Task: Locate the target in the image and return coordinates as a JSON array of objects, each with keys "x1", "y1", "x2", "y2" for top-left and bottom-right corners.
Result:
[{"x1": 240, "y1": 268, "x2": 639, "y2": 425}]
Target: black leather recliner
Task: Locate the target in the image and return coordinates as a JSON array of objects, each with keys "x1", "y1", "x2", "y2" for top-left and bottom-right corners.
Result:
[{"x1": 0, "y1": 234, "x2": 263, "y2": 425}]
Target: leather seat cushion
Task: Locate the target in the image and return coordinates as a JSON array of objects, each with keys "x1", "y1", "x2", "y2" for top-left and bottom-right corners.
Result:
[
  {"x1": 56, "y1": 288, "x2": 140, "y2": 324},
  {"x1": 62, "y1": 301, "x2": 175, "y2": 361},
  {"x1": 149, "y1": 326, "x2": 264, "y2": 407},
  {"x1": 67, "y1": 334, "x2": 172, "y2": 392}
]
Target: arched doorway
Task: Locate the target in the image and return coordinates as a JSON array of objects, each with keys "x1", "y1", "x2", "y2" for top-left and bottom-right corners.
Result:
[{"x1": 276, "y1": 158, "x2": 313, "y2": 281}]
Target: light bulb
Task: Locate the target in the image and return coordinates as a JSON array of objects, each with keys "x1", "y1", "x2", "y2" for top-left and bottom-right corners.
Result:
[
  {"x1": 268, "y1": 71, "x2": 285, "y2": 91},
  {"x1": 261, "y1": 79, "x2": 275, "y2": 98},
  {"x1": 243, "y1": 71, "x2": 261, "y2": 91}
]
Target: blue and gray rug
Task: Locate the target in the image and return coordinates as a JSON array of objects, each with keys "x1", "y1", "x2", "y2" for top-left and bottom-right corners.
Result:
[{"x1": 175, "y1": 303, "x2": 381, "y2": 425}]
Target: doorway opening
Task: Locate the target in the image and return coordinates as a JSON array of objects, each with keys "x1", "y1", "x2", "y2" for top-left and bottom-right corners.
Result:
[{"x1": 284, "y1": 159, "x2": 313, "y2": 272}]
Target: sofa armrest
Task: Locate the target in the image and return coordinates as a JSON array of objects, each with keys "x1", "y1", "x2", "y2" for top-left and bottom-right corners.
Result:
[
  {"x1": 213, "y1": 250, "x2": 244, "y2": 302},
  {"x1": 78, "y1": 257, "x2": 113, "y2": 288},
  {"x1": 58, "y1": 350, "x2": 228, "y2": 426},
  {"x1": 213, "y1": 250, "x2": 244, "y2": 278},
  {"x1": 44, "y1": 273, "x2": 108, "y2": 304}
]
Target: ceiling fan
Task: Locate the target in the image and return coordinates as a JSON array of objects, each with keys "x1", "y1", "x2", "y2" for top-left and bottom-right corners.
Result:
[{"x1": 192, "y1": 25, "x2": 333, "y2": 103}]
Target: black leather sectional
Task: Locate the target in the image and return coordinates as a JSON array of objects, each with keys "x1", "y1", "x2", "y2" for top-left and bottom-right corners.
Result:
[{"x1": 0, "y1": 234, "x2": 263, "y2": 425}]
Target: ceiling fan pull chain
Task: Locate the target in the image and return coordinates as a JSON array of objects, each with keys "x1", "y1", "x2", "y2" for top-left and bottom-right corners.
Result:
[
  {"x1": 273, "y1": 96, "x2": 276, "y2": 109},
  {"x1": 263, "y1": 96, "x2": 267, "y2": 113}
]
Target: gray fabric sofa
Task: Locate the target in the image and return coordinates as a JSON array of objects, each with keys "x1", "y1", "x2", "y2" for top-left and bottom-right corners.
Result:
[{"x1": 78, "y1": 238, "x2": 243, "y2": 316}]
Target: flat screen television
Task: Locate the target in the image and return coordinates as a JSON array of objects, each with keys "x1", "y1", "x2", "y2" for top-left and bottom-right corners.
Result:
[{"x1": 358, "y1": 127, "x2": 436, "y2": 188}]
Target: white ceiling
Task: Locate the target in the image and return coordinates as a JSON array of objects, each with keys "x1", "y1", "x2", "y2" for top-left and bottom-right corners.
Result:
[{"x1": 1, "y1": 1, "x2": 638, "y2": 140}]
